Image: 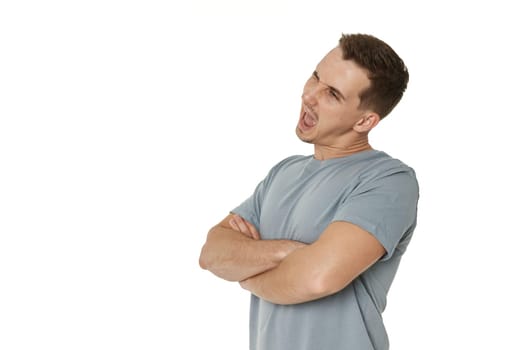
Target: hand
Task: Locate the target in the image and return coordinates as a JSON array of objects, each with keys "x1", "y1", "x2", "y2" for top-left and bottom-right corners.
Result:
[{"x1": 229, "y1": 214, "x2": 260, "y2": 240}]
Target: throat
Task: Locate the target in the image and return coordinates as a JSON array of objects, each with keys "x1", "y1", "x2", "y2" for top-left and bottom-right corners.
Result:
[{"x1": 314, "y1": 141, "x2": 373, "y2": 160}]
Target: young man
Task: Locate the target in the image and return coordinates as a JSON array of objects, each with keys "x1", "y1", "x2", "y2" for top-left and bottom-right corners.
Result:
[{"x1": 199, "y1": 33, "x2": 419, "y2": 350}]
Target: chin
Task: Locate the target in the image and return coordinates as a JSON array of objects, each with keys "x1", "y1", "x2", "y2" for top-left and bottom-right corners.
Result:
[{"x1": 295, "y1": 127, "x2": 314, "y2": 144}]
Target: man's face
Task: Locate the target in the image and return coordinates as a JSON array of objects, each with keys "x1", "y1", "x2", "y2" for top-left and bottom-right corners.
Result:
[{"x1": 296, "y1": 47, "x2": 371, "y2": 146}]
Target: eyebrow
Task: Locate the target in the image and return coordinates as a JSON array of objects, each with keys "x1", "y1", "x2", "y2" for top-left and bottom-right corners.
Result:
[{"x1": 313, "y1": 71, "x2": 346, "y2": 101}]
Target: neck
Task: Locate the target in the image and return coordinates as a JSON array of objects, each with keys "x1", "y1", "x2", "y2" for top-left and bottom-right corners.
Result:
[{"x1": 313, "y1": 137, "x2": 372, "y2": 161}]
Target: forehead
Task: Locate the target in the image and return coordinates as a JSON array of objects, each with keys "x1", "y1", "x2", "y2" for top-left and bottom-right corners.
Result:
[{"x1": 316, "y1": 47, "x2": 370, "y2": 99}]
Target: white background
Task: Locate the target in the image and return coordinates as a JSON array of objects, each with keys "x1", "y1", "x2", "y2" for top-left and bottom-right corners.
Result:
[{"x1": 1, "y1": 0, "x2": 524, "y2": 349}]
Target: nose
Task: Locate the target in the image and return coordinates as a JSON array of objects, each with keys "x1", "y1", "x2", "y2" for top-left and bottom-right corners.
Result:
[{"x1": 302, "y1": 83, "x2": 321, "y2": 107}]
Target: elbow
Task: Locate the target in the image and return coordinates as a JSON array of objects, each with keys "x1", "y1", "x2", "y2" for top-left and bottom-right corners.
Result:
[
  {"x1": 308, "y1": 278, "x2": 331, "y2": 300},
  {"x1": 199, "y1": 225, "x2": 221, "y2": 270},
  {"x1": 198, "y1": 244, "x2": 211, "y2": 270},
  {"x1": 307, "y1": 272, "x2": 346, "y2": 300},
  {"x1": 199, "y1": 255, "x2": 208, "y2": 270},
  {"x1": 198, "y1": 248, "x2": 237, "y2": 282}
]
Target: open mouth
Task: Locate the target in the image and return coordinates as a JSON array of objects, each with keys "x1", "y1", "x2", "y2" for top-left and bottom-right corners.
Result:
[{"x1": 299, "y1": 107, "x2": 318, "y2": 132}]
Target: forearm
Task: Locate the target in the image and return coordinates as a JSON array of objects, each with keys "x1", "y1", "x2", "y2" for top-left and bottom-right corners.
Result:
[
  {"x1": 240, "y1": 221, "x2": 386, "y2": 305},
  {"x1": 239, "y1": 246, "x2": 326, "y2": 304},
  {"x1": 199, "y1": 225, "x2": 304, "y2": 282}
]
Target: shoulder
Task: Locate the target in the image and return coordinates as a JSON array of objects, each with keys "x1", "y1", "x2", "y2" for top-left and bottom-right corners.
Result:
[
  {"x1": 270, "y1": 155, "x2": 310, "y2": 172},
  {"x1": 361, "y1": 151, "x2": 416, "y2": 178},
  {"x1": 276, "y1": 154, "x2": 309, "y2": 165},
  {"x1": 354, "y1": 151, "x2": 419, "y2": 195},
  {"x1": 256, "y1": 155, "x2": 309, "y2": 185}
]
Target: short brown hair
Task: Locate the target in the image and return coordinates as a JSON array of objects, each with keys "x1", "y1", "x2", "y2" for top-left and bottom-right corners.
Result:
[{"x1": 339, "y1": 34, "x2": 409, "y2": 119}]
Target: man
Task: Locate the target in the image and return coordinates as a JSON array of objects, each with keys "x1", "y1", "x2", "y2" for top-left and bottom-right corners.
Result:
[{"x1": 199, "y1": 33, "x2": 419, "y2": 350}]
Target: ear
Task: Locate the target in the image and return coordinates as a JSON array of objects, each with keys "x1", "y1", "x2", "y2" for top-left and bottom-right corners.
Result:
[{"x1": 354, "y1": 112, "x2": 380, "y2": 133}]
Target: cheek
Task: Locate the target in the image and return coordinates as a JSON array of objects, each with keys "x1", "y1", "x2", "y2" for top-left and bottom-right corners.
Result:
[
  {"x1": 320, "y1": 105, "x2": 345, "y2": 121},
  {"x1": 322, "y1": 108, "x2": 356, "y2": 130}
]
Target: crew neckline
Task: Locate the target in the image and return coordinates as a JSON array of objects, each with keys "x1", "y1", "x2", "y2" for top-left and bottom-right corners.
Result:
[{"x1": 309, "y1": 149, "x2": 380, "y2": 165}]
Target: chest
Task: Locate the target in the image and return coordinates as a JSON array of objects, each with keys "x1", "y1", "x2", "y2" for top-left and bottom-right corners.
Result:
[{"x1": 259, "y1": 165, "x2": 359, "y2": 243}]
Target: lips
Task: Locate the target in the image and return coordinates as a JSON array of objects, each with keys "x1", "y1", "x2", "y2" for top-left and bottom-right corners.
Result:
[{"x1": 299, "y1": 107, "x2": 318, "y2": 132}]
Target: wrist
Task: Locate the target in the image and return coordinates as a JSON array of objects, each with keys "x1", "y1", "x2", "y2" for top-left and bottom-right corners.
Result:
[{"x1": 276, "y1": 240, "x2": 306, "y2": 261}]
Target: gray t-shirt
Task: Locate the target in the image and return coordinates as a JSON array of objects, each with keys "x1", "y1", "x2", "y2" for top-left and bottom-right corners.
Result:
[{"x1": 232, "y1": 150, "x2": 419, "y2": 350}]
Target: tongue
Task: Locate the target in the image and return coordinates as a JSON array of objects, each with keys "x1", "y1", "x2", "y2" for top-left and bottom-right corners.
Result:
[{"x1": 304, "y1": 113, "x2": 317, "y2": 127}]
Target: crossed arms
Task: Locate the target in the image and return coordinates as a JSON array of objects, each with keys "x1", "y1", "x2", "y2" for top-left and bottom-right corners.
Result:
[{"x1": 199, "y1": 214, "x2": 385, "y2": 305}]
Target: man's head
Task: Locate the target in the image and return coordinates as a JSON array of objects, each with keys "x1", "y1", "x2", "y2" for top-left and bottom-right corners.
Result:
[
  {"x1": 338, "y1": 33, "x2": 409, "y2": 119},
  {"x1": 296, "y1": 33, "x2": 408, "y2": 156}
]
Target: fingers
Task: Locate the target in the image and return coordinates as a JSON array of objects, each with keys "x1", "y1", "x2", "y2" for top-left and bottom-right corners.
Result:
[
  {"x1": 229, "y1": 215, "x2": 260, "y2": 240},
  {"x1": 231, "y1": 215, "x2": 249, "y2": 234},
  {"x1": 229, "y1": 217, "x2": 243, "y2": 233},
  {"x1": 229, "y1": 215, "x2": 249, "y2": 237},
  {"x1": 246, "y1": 221, "x2": 260, "y2": 240}
]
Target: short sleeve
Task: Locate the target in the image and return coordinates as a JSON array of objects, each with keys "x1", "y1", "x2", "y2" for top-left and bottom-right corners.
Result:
[
  {"x1": 231, "y1": 157, "x2": 295, "y2": 232},
  {"x1": 231, "y1": 177, "x2": 267, "y2": 232},
  {"x1": 332, "y1": 168, "x2": 419, "y2": 261}
]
